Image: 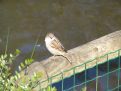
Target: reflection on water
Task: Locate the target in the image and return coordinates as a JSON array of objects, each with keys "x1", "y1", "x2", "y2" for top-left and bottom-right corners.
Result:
[{"x1": 0, "y1": 0, "x2": 121, "y2": 90}]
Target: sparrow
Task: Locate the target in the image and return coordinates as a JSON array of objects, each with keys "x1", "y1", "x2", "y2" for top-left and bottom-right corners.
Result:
[{"x1": 45, "y1": 33, "x2": 72, "y2": 64}]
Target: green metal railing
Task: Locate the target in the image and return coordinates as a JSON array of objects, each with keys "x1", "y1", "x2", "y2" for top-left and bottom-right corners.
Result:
[{"x1": 38, "y1": 49, "x2": 121, "y2": 91}]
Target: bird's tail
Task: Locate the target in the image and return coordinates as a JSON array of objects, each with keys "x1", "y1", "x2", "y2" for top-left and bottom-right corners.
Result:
[{"x1": 61, "y1": 55, "x2": 72, "y2": 65}]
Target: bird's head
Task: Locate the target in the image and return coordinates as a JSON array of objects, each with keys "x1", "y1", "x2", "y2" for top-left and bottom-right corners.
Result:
[{"x1": 45, "y1": 33, "x2": 55, "y2": 42}]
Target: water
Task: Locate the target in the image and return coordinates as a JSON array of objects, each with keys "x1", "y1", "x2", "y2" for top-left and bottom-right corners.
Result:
[{"x1": 0, "y1": 0, "x2": 121, "y2": 90}]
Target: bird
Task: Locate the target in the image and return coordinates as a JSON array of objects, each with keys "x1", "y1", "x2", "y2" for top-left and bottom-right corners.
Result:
[{"x1": 45, "y1": 33, "x2": 72, "y2": 64}]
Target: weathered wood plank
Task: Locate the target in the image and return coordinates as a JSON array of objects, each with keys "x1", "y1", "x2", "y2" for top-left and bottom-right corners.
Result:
[{"x1": 23, "y1": 30, "x2": 121, "y2": 89}]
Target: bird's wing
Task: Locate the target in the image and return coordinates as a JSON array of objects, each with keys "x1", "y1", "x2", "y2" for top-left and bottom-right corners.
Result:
[{"x1": 50, "y1": 38, "x2": 66, "y2": 52}]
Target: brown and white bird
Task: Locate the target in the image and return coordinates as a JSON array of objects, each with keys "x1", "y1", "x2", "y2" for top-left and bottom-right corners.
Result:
[{"x1": 45, "y1": 33, "x2": 72, "y2": 64}]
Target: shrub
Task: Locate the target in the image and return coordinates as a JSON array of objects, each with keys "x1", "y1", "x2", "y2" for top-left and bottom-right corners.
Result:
[{"x1": 0, "y1": 50, "x2": 56, "y2": 91}]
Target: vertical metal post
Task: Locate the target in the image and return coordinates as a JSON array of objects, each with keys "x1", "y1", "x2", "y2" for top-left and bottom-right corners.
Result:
[
  {"x1": 85, "y1": 63, "x2": 87, "y2": 91},
  {"x1": 49, "y1": 77, "x2": 52, "y2": 91},
  {"x1": 39, "y1": 82, "x2": 41, "y2": 91},
  {"x1": 61, "y1": 72, "x2": 64, "y2": 91},
  {"x1": 107, "y1": 54, "x2": 109, "y2": 91},
  {"x1": 96, "y1": 60, "x2": 98, "y2": 91},
  {"x1": 73, "y1": 67, "x2": 76, "y2": 91},
  {"x1": 118, "y1": 50, "x2": 120, "y2": 91}
]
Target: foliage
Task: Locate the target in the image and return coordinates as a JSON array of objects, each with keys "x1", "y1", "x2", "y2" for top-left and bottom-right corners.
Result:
[
  {"x1": 43, "y1": 86, "x2": 57, "y2": 91},
  {"x1": 81, "y1": 86, "x2": 87, "y2": 91},
  {"x1": 0, "y1": 49, "x2": 57, "y2": 91}
]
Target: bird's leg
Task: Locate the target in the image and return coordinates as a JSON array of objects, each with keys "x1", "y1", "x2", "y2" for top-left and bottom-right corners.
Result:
[{"x1": 52, "y1": 55, "x2": 72, "y2": 65}]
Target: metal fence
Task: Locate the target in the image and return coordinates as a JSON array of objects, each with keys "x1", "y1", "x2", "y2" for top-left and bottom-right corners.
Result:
[{"x1": 38, "y1": 49, "x2": 121, "y2": 91}]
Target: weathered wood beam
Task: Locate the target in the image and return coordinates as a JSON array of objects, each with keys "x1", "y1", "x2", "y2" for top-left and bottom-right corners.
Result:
[{"x1": 23, "y1": 30, "x2": 121, "y2": 89}]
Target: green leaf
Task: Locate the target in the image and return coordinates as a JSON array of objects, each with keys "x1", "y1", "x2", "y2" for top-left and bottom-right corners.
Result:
[
  {"x1": 18, "y1": 66, "x2": 22, "y2": 71},
  {"x1": 36, "y1": 72, "x2": 42, "y2": 78},
  {"x1": 28, "y1": 58, "x2": 34, "y2": 64},
  {"x1": 15, "y1": 49, "x2": 21, "y2": 55},
  {"x1": 4, "y1": 54, "x2": 7, "y2": 59},
  {"x1": 25, "y1": 59, "x2": 28, "y2": 65},
  {"x1": 14, "y1": 75, "x2": 18, "y2": 80},
  {"x1": 10, "y1": 53, "x2": 13, "y2": 57},
  {"x1": 20, "y1": 63, "x2": 25, "y2": 69}
]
